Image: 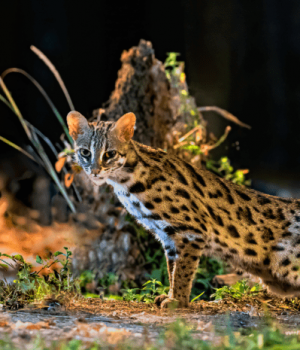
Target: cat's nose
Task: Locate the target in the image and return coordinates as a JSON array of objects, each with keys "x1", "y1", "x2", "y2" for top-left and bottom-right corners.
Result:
[{"x1": 91, "y1": 169, "x2": 101, "y2": 176}]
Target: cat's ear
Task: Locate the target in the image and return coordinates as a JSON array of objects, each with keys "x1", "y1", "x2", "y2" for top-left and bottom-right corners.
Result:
[
  {"x1": 113, "y1": 112, "x2": 136, "y2": 142},
  {"x1": 67, "y1": 111, "x2": 89, "y2": 140}
]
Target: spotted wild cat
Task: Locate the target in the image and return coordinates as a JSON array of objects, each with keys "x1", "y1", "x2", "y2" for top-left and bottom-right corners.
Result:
[{"x1": 67, "y1": 111, "x2": 300, "y2": 308}]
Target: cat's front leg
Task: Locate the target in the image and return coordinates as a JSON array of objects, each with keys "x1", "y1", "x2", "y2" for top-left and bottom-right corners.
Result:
[
  {"x1": 159, "y1": 239, "x2": 203, "y2": 308},
  {"x1": 154, "y1": 252, "x2": 175, "y2": 307}
]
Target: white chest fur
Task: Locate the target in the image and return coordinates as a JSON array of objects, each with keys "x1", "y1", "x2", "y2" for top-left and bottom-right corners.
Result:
[{"x1": 106, "y1": 179, "x2": 177, "y2": 258}]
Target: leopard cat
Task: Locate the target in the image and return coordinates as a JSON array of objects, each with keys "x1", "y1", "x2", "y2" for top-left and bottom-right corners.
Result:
[{"x1": 67, "y1": 110, "x2": 300, "y2": 308}]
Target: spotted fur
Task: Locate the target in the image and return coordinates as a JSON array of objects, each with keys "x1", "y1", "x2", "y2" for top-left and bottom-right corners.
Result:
[{"x1": 67, "y1": 111, "x2": 300, "y2": 308}]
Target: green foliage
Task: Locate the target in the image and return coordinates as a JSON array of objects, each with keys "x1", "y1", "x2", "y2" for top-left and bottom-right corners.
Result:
[
  {"x1": 206, "y1": 157, "x2": 251, "y2": 187},
  {"x1": 121, "y1": 278, "x2": 169, "y2": 303},
  {"x1": 192, "y1": 256, "x2": 226, "y2": 300},
  {"x1": 211, "y1": 279, "x2": 262, "y2": 300},
  {"x1": 0, "y1": 247, "x2": 80, "y2": 307}
]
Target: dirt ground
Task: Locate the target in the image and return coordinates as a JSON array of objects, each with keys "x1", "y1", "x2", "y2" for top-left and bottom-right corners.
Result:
[{"x1": 1, "y1": 297, "x2": 300, "y2": 348}]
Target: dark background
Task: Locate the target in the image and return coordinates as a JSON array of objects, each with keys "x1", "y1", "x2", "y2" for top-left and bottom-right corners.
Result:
[{"x1": 1, "y1": 0, "x2": 300, "y2": 192}]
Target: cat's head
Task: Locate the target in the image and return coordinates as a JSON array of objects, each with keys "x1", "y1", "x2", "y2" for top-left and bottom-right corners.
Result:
[{"x1": 67, "y1": 111, "x2": 136, "y2": 185}]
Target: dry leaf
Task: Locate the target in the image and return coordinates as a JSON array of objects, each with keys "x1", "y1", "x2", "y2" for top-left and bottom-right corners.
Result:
[
  {"x1": 65, "y1": 173, "x2": 74, "y2": 188},
  {"x1": 55, "y1": 157, "x2": 66, "y2": 172}
]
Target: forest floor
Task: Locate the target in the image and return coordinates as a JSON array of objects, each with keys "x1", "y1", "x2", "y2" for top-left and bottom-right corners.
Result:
[{"x1": 1, "y1": 297, "x2": 300, "y2": 348}]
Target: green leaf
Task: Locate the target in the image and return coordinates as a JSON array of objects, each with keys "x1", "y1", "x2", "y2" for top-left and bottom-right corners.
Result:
[
  {"x1": 143, "y1": 280, "x2": 152, "y2": 286},
  {"x1": 191, "y1": 292, "x2": 204, "y2": 303},
  {"x1": 54, "y1": 251, "x2": 64, "y2": 257},
  {"x1": 36, "y1": 255, "x2": 43, "y2": 264},
  {"x1": 13, "y1": 254, "x2": 24, "y2": 263},
  {"x1": 0, "y1": 263, "x2": 9, "y2": 271}
]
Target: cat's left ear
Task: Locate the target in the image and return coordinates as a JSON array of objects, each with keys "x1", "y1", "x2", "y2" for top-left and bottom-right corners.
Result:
[
  {"x1": 67, "y1": 111, "x2": 89, "y2": 140},
  {"x1": 113, "y1": 112, "x2": 136, "y2": 142}
]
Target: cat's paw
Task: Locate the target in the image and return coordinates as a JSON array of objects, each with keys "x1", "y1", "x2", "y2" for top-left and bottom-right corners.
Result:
[
  {"x1": 154, "y1": 294, "x2": 169, "y2": 307},
  {"x1": 160, "y1": 298, "x2": 180, "y2": 309},
  {"x1": 160, "y1": 298, "x2": 189, "y2": 309}
]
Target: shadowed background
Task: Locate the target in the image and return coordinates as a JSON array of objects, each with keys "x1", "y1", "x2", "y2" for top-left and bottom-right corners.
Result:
[{"x1": 1, "y1": 0, "x2": 300, "y2": 193}]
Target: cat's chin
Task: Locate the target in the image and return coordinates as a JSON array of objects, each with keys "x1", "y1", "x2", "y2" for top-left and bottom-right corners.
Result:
[{"x1": 90, "y1": 177, "x2": 107, "y2": 186}]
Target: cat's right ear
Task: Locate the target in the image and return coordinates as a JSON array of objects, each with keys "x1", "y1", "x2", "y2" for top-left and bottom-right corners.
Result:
[{"x1": 67, "y1": 111, "x2": 89, "y2": 141}]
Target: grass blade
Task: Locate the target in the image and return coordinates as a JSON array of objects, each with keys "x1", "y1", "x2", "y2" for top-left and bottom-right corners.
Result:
[
  {"x1": 0, "y1": 94, "x2": 14, "y2": 112},
  {"x1": 0, "y1": 78, "x2": 76, "y2": 213},
  {"x1": 30, "y1": 46, "x2": 75, "y2": 110},
  {"x1": 1, "y1": 68, "x2": 73, "y2": 144},
  {"x1": 0, "y1": 136, "x2": 38, "y2": 163},
  {"x1": 0, "y1": 78, "x2": 31, "y2": 138}
]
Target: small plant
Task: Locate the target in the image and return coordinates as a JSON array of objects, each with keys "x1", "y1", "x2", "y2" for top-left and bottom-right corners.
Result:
[
  {"x1": 121, "y1": 288, "x2": 141, "y2": 302},
  {"x1": 206, "y1": 157, "x2": 251, "y2": 187},
  {"x1": 0, "y1": 247, "x2": 80, "y2": 308},
  {"x1": 211, "y1": 279, "x2": 262, "y2": 300}
]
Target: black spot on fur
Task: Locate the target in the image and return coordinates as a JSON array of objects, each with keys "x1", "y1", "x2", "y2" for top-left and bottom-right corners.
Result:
[
  {"x1": 200, "y1": 223, "x2": 207, "y2": 231},
  {"x1": 296, "y1": 216, "x2": 300, "y2": 222},
  {"x1": 245, "y1": 233, "x2": 257, "y2": 245},
  {"x1": 164, "y1": 226, "x2": 176, "y2": 236},
  {"x1": 245, "y1": 248, "x2": 257, "y2": 256},
  {"x1": 276, "y1": 208, "x2": 285, "y2": 221},
  {"x1": 262, "y1": 209, "x2": 276, "y2": 220},
  {"x1": 176, "y1": 169, "x2": 188, "y2": 185},
  {"x1": 282, "y1": 231, "x2": 292, "y2": 238},
  {"x1": 165, "y1": 185, "x2": 171, "y2": 191},
  {"x1": 263, "y1": 257, "x2": 270, "y2": 265},
  {"x1": 185, "y1": 216, "x2": 191, "y2": 221},
  {"x1": 193, "y1": 182, "x2": 205, "y2": 197},
  {"x1": 145, "y1": 202, "x2": 154, "y2": 209},
  {"x1": 182, "y1": 238, "x2": 189, "y2": 244},
  {"x1": 153, "y1": 197, "x2": 162, "y2": 203},
  {"x1": 147, "y1": 175, "x2": 167, "y2": 189},
  {"x1": 261, "y1": 227, "x2": 275, "y2": 243},
  {"x1": 236, "y1": 190, "x2": 251, "y2": 201},
  {"x1": 163, "y1": 213, "x2": 171, "y2": 219},
  {"x1": 191, "y1": 256, "x2": 199, "y2": 261},
  {"x1": 272, "y1": 245, "x2": 285, "y2": 251},
  {"x1": 120, "y1": 177, "x2": 130, "y2": 183},
  {"x1": 257, "y1": 196, "x2": 271, "y2": 205},
  {"x1": 290, "y1": 209, "x2": 295, "y2": 214},
  {"x1": 227, "y1": 225, "x2": 240, "y2": 238},
  {"x1": 167, "y1": 250, "x2": 176, "y2": 257},
  {"x1": 227, "y1": 194, "x2": 235, "y2": 205},
  {"x1": 206, "y1": 205, "x2": 224, "y2": 226},
  {"x1": 147, "y1": 214, "x2": 161, "y2": 220},
  {"x1": 214, "y1": 229, "x2": 220, "y2": 236},
  {"x1": 236, "y1": 206, "x2": 256, "y2": 225},
  {"x1": 281, "y1": 258, "x2": 291, "y2": 267},
  {"x1": 191, "y1": 243, "x2": 201, "y2": 250},
  {"x1": 171, "y1": 206, "x2": 180, "y2": 214},
  {"x1": 191, "y1": 201, "x2": 199, "y2": 210},
  {"x1": 184, "y1": 253, "x2": 189, "y2": 258},
  {"x1": 195, "y1": 238, "x2": 205, "y2": 243},
  {"x1": 176, "y1": 188, "x2": 190, "y2": 199},
  {"x1": 133, "y1": 201, "x2": 140, "y2": 208},
  {"x1": 230, "y1": 248, "x2": 238, "y2": 254},
  {"x1": 194, "y1": 217, "x2": 200, "y2": 223},
  {"x1": 181, "y1": 205, "x2": 189, "y2": 212},
  {"x1": 292, "y1": 266, "x2": 299, "y2": 271},
  {"x1": 129, "y1": 182, "x2": 146, "y2": 193},
  {"x1": 282, "y1": 221, "x2": 291, "y2": 230},
  {"x1": 164, "y1": 196, "x2": 173, "y2": 202}
]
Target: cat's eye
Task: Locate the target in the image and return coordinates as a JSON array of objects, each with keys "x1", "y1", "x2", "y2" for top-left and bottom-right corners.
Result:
[
  {"x1": 104, "y1": 150, "x2": 117, "y2": 160},
  {"x1": 80, "y1": 149, "x2": 91, "y2": 157}
]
